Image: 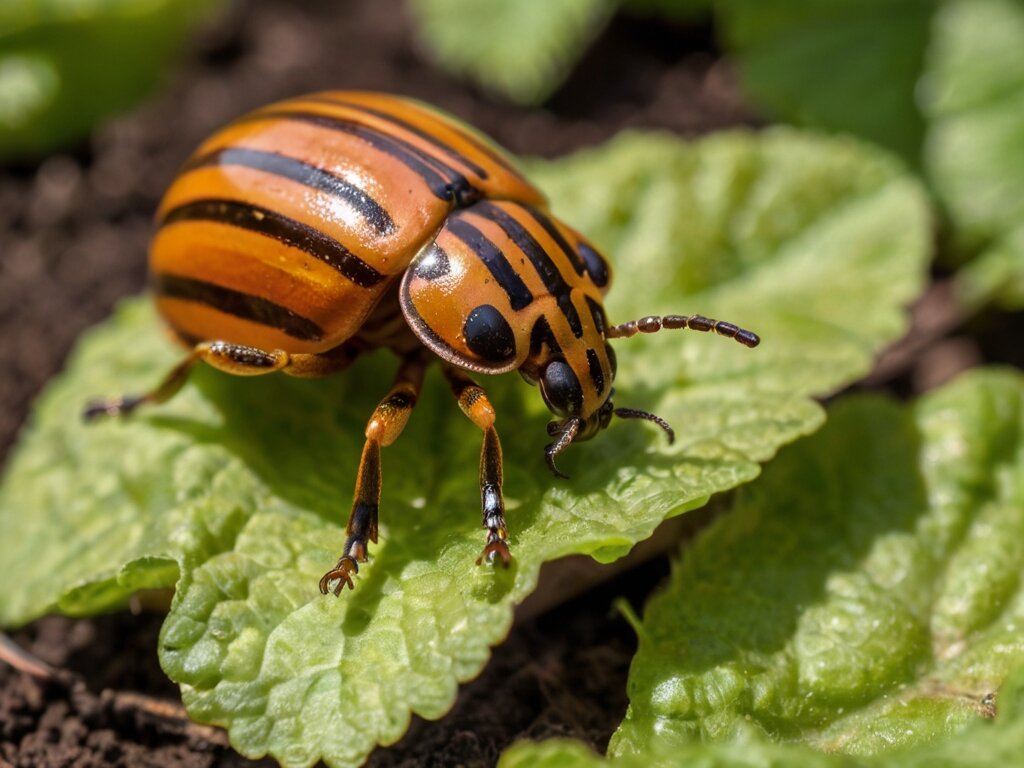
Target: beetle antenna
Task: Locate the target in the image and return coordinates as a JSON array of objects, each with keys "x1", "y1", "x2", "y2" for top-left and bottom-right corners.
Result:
[
  {"x1": 614, "y1": 408, "x2": 675, "y2": 444},
  {"x1": 606, "y1": 314, "x2": 760, "y2": 348},
  {"x1": 544, "y1": 418, "x2": 580, "y2": 479}
]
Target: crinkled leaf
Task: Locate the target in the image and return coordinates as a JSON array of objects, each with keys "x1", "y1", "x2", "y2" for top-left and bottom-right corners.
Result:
[
  {"x1": 921, "y1": 0, "x2": 1024, "y2": 308},
  {"x1": 0, "y1": 129, "x2": 929, "y2": 767},
  {"x1": 408, "y1": 0, "x2": 615, "y2": 105},
  {"x1": 500, "y1": 668, "x2": 1024, "y2": 766},
  {"x1": 0, "y1": 0, "x2": 221, "y2": 161},
  {"x1": 606, "y1": 369, "x2": 1024, "y2": 759},
  {"x1": 715, "y1": 0, "x2": 935, "y2": 163}
]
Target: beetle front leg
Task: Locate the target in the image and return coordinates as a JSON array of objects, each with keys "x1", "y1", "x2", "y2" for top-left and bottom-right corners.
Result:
[
  {"x1": 320, "y1": 353, "x2": 427, "y2": 595},
  {"x1": 443, "y1": 367, "x2": 511, "y2": 568}
]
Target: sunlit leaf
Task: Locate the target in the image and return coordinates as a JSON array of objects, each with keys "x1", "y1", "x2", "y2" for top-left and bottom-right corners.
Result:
[
  {"x1": 610, "y1": 370, "x2": 1024, "y2": 757},
  {"x1": 0, "y1": 129, "x2": 929, "y2": 767}
]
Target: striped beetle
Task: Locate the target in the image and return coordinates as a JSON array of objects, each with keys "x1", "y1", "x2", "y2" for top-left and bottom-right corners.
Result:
[{"x1": 86, "y1": 92, "x2": 759, "y2": 594}]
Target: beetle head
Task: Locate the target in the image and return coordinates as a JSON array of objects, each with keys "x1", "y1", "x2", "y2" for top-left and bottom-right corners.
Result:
[{"x1": 536, "y1": 311, "x2": 761, "y2": 479}]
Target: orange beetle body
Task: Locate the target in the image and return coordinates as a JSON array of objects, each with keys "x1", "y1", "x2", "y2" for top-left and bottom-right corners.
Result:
[{"x1": 89, "y1": 91, "x2": 759, "y2": 594}]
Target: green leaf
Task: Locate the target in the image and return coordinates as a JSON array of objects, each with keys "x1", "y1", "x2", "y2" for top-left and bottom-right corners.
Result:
[
  {"x1": 408, "y1": 0, "x2": 616, "y2": 105},
  {"x1": 501, "y1": 668, "x2": 1024, "y2": 765},
  {"x1": 921, "y1": 0, "x2": 1024, "y2": 308},
  {"x1": 0, "y1": 129, "x2": 929, "y2": 767},
  {"x1": 715, "y1": 0, "x2": 935, "y2": 163},
  {"x1": 0, "y1": 0, "x2": 221, "y2": 161},
  {"x1": 608, "y1": 369, "x2": 1024, "y2": 758}
]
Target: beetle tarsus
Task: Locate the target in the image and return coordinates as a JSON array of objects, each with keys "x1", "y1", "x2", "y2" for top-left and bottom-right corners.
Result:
[
  {"x1": 477, "y1": 538, "x2": 511, "y2": 568},
  {"x1": 544, "y1": 444, "x2": 570, "y2": 479},
  {"x1": 544, "y1": 417, "x2": 580, "y2": 479},
  {"x1": 319, "y1": 556, "x2": 360, "y2": 596}
]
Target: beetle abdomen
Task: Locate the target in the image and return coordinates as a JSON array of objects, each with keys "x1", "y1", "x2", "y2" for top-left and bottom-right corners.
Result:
[{"x1": 150, "y1": 91, "x2": 545, "y2": 355}]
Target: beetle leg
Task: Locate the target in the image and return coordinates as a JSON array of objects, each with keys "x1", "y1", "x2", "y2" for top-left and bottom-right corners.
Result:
[
  {"x1": 442, "y1": 366, "x2": 511, "y2": 569},
  {"x1": 320, "y1": 353, "x2": 427, "y2": 596},
  {"x1": 84, "y1": 341, "x2": 358, "y2": 419}
]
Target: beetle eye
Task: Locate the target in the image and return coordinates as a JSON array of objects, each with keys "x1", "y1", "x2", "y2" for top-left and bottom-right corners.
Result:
[{"x1": 540, "y1": 360, "x2": 583, "y2": 417}]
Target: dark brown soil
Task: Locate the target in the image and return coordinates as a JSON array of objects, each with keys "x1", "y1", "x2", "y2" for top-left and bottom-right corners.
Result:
[{"x1": 1, "y1": 0, "x2": 1014, "y2": 766}]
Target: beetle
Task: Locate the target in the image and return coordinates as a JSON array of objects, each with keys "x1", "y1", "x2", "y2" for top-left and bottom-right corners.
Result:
[{"x1": 85, "y1": 91, "x2": 759, "y2": 595}]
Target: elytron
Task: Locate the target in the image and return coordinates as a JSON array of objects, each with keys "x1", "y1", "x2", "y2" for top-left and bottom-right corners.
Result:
[{"x1": 86, "y1": 92, "x2": 759, "y2": 594}]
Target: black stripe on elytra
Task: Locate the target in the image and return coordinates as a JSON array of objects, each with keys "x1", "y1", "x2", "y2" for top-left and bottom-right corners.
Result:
[
  {"x1": 440, "y1": 121, "x2": 529, "y2": 183},
  {"x1": 184, "y1": 147, "x2": 395, "y2": 237},
  {"x1": 316, "y1": 96, "x2": 490, "y2": 181},
  {"x1": 160, "y1": 198, "x2": 384, "y2": 288},
  {"x1": 321, "y1": 96, "x2": 527, "y2": 183},
  {"x1": 153, "y1": 273, "x2": 325, "y2": 341},
  {"x1": 522, "y1": 206, "x2": 586, "y2": 276},
  {"x1": 474, "y1": 201, "x2": 583, "y2": 338},
  {"x1": 249, "y1": 109, "x2": 469, "y2": 203},
  {"x1": 586, "y1": 347, "x2": 604, "y2": 394},
  {"x1": 530, "y1": 315, "x2": 561, "y2": 357},
  {"x1": 446, "y1": 216, "x2": 533, "y2": 311}
]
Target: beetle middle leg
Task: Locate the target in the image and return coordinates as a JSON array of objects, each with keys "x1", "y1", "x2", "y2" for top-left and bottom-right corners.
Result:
[
  {"x1": 84, "y1": 340, "x2": 358, "y2": 419},
  {"x1": 319, "y1": 352, "x2": 428, "y2": 595},
  {"x1": 443, "y1": 366, "x2": 512, "y2": 569}
]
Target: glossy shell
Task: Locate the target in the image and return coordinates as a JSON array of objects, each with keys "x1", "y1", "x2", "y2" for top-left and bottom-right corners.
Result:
[{"x1": 149, "y1": 91, "x2": 544, "y2": 354}]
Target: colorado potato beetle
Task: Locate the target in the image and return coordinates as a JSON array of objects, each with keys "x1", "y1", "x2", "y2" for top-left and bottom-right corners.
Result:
[{"x1": 86, "y1": 91, "x2": 759, "y2": 595}]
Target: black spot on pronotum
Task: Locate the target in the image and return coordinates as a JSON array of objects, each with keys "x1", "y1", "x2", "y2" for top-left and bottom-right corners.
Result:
[
  {"x1": 604, "y1": 343, "x2": 617, "y2": 378},
  {"x1": 578, "y1": 243, "x2": 609, "y2": 287},
  {"x1": 586, "y1": 348, "x2": 604, "y2": 394},
  {"x1": 413, "y1": 243, "x2": 451, "y2": 280},
  {"x1": 464, "y1": 304, "x2": 517, "y2": 363}
]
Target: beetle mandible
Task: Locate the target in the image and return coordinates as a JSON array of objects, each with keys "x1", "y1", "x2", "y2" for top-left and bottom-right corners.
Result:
[{"x1": 86, "y1": 91, "x2": 760, "y2": 595}]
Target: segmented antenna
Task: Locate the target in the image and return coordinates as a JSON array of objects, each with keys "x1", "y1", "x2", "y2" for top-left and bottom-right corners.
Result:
[{"x1": 606, "y1": 314, "x2": 760, "y2": 348}]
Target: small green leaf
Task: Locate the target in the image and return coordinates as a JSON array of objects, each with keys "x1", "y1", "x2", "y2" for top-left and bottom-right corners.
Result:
[
  {"x1": 0, "y1": 0, "x2": 222, "y2": 161},
  {"x1": 921, "y1": 0, "x2": 1024, "y2": 308},
  {"x1": 408, "y1": 0, "x2": 616, "y2": 105},
  {"x1": 0, "y1": 129, "x2": 929, "y2": 767},
  {"x1": 608, "y1": 369, "x2": 1024, "y2": 758},
  {"x1": 716, "y1": 0, "x2": 935, "y2": 163},
  {"x1": 501, "y1": 668, "x2": 1024, "y2": 765}
]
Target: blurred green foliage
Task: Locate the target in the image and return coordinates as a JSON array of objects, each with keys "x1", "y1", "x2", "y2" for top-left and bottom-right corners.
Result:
[
  {"x1": 408, "y1": 0, "x2": 617, "y2": 105},
  {"x1": 719, "y1": 0, "x2": 934, "y2": 163},
  {"x1": 0, "y1": 0, "x2": 221, "y2": 162},
  {"x1": 409, "y1": 0, "x2": 1024, "y2": 308}
]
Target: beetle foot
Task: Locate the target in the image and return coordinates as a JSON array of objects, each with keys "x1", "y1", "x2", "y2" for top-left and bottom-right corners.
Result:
[
  {"x1": 319, "y1": 556, "x2": 360, "y2": 596},
  {"x1": 476, "y1": 539, "x2": 511, "y2": 568},
  {"x1": 83, "y1": 395, "x2": 145, "y2": 421}
]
